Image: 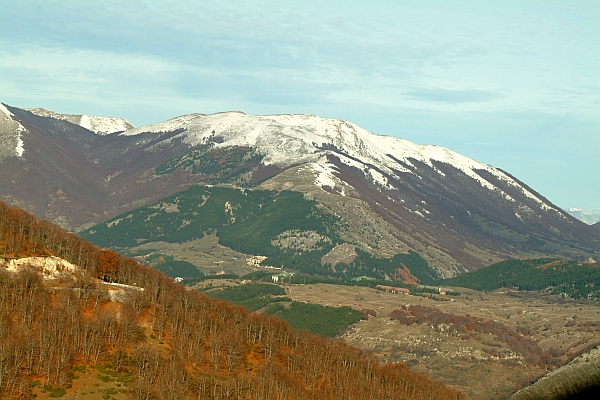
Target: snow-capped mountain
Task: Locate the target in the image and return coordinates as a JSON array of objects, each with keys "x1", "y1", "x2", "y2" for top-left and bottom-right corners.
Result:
[
  {"x1": 26, "y1": 107, "x2": 134, "y2": 135},
  {"x1": 564, "y1": 208, "x2": 600, "y2": 225},
  {"x1": 123, "y1": 111, "x2": 555, "y2": 211},
  {"x1": 1, "y1": 103, "x2": 598, "y2": 275}
]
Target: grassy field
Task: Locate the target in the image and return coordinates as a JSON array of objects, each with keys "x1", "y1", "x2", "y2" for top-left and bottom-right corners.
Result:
[
  {"x1": 282, "y1": 283, "x2": 600, "y2": 400},
  {"x1": 126, "y1": 234, "x2": 255, "y2": 275}
]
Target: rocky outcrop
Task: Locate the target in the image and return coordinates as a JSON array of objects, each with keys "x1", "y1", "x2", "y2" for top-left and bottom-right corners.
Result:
[{"x1": 4, "y1": 256, "x2": 80, "y2": 279}]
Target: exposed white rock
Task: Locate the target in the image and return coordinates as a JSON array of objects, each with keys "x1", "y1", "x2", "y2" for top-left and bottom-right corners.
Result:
[{"x1": 4, "y1": 256, "x2": 80, "y2": 279}]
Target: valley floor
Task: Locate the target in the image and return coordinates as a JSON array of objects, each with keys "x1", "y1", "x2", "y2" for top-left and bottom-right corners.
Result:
[{"x1": 282, "y1": 283, "x2": 600, "y2": 399}]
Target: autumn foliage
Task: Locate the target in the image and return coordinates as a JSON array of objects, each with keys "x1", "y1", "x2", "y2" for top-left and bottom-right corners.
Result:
[{"x1": 0, "y1": 202, "x2": 465, "y2": 399}]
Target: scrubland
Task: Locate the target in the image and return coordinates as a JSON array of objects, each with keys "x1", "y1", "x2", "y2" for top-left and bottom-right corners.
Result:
[{"x1": 285, "y1": 283, "x2": 600, "y2": 399}]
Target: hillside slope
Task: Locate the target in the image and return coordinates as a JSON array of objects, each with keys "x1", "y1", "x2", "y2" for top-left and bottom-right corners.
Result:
[
  {"x1": 81, "y1": 185, "x2": 439, "y2": 283},
  {"x1": 509, "y1": 346, "x2": 600, "y2": 400},
  {"x1": 0, "y1": 201, "x2": 464, "y2": 399},
  {"x1": 440, "y1": 258, "x2": 600, "y2": 299}
]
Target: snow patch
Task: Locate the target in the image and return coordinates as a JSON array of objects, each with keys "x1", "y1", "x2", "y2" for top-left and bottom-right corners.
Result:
[
  {"x1": 502, "y1": 192, "x2": 515, "y2": 202},
  {"x1": 515, "y1": 213, "x2": 523, "y2": 221},
  {"x1": 368, "y1": 168, "x2": 393, "y2": 190},
  {"x1": 0, "y1": 105, "x2": 26, "y2": 158},
  {"x1": 80, "y1": 114, "x2": 91, "y2": 130},
  {"x1": 0, "y1": 103, "x2": 13, "y2": 117},
  {"x1": 409, "y1": 209, "x2": 425, "y2": 218},
  {"x1": 311, "y1": 162, "x2": 342, "y2": 193},
  {"x1": 15, "y1": 135, "x2": 24, "y2": 157}
]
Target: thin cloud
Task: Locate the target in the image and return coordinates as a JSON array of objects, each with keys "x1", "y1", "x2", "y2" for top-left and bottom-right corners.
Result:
[{"x1": 403, "y1": 88, "x2": 501, "y2": 104}]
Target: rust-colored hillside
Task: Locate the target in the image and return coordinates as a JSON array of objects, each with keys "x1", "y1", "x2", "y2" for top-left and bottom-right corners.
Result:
[{"x1": 0, "y1": 202, "x2": 464, "y2": 399}]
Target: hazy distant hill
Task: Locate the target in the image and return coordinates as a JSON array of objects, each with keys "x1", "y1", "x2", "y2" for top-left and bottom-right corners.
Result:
[{"x1": 565, "y1": 208, "x2": 600, "y2": 225}]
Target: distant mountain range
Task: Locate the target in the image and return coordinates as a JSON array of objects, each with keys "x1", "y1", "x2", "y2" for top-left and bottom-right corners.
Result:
[
  {"x1": 564, "y1": 208, "x2": 600, "y2": 225},
  {"x1": 1, "y1": 102, "x2": 598, "y2": 279},
  {"x1": 25, "y1": 107, "x2": 134, "y2": 135}
]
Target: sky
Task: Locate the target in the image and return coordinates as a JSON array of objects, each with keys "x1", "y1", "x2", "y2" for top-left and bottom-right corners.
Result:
[{"x1": 1, "y1": 0, "x2": 598, "y2": 209}]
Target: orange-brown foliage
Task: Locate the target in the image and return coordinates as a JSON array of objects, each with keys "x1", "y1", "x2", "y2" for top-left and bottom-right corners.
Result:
[
  {"x1": 396, "y1": 263, "x2": 419, "y2": 285},
  {"x1": 0, "y1": 202, "x2": 465, "y2": 399}
]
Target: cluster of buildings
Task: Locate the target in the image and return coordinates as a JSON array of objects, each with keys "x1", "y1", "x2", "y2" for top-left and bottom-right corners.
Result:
[{"x1": 376, "y1": 285, "x2": 410, "y2": 295}]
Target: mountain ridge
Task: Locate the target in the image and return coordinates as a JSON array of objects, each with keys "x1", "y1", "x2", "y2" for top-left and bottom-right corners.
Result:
[
  {"x1": 565, "y1": 208, "x2": 600, "y2": 225},
  {"x1": 1, "y1": 102, "x2": 598, "y2": 276},
  {"x1": 26, "y1": 107, "x2": 135, "y2": 135}
]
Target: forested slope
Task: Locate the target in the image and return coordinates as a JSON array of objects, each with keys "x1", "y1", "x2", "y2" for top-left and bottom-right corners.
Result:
[
  {"x1": 0, "y1": 201, "x2": 464, "y2": 399},
  {"x1": 81, "y1": 185, "x2": 438, "y2": 283},
  {"x1": 440, "y1": 258, "x2": 600, "y2": 299}
]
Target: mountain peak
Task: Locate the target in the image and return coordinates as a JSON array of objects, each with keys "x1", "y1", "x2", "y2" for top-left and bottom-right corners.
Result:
[{"x1": 122, "y1": 111, "x2": 557, "y2": 213}]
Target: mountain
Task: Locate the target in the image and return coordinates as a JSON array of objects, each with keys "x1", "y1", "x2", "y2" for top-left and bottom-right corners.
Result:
[
  {"x1": 0, "y1": 201, "x2": 465, "y2": 400},
  {"x1": 1, "y1": 102, "x2": 598, "y2": 277},
  {"x1": 564, "y1": 208, "x2": 600, "y2": 225},
  {"x1": 80, "y1": 184, "x2": 440, "y2": 283},
  {"x1": 26, "y1": 107, "x2": 134, "y2": 134}
]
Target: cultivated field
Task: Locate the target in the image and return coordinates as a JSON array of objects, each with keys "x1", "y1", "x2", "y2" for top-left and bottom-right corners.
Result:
[{"x1": 283, "y1": 283, "x2": 600, "y2": 399}]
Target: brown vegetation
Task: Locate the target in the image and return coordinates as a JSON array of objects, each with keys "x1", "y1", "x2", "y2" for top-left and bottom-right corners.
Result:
[
  {"x1": 389, "y1": 305, "x2": 600, "y2": 369},
  {"x1": 285, "y1": 282, "x2": 600, "y2": 399},
  {"x1": 0, "y1": 201, "x2": 464, "y2": 399},
  {"x1": 509, "y1": 346, "x2": 600, "y2": 400}
]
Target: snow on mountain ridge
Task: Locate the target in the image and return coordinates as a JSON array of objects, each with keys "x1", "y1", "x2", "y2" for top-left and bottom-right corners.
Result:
[
  {"x1": 0, "y1": 103, "x2": 26, "y2": 158},
  {"x1": 0, "y1": 103, "x2": 14, "y2": 117},
  {"x1": 564, "y1": 208, "x2": 600, "y2": 225},
  {"x1": 123, "y1": 111, "x2": 556, "y2": 211},
  {"x1": 26, "y1": 108, "x2": 135, "y2": 135}
]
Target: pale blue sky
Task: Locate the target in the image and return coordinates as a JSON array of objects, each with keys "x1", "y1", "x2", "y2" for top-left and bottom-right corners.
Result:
[{"x1": 1, "y1": 1, "x2": 598, "y2": 209}]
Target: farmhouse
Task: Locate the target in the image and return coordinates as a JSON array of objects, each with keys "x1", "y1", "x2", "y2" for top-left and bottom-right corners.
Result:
[
  {"x1": 272, "y1": 271, "x2": 295, "y2": 283},
  {"x1": 376, "y1": 285, "x2": 410, "y2": 295}
]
